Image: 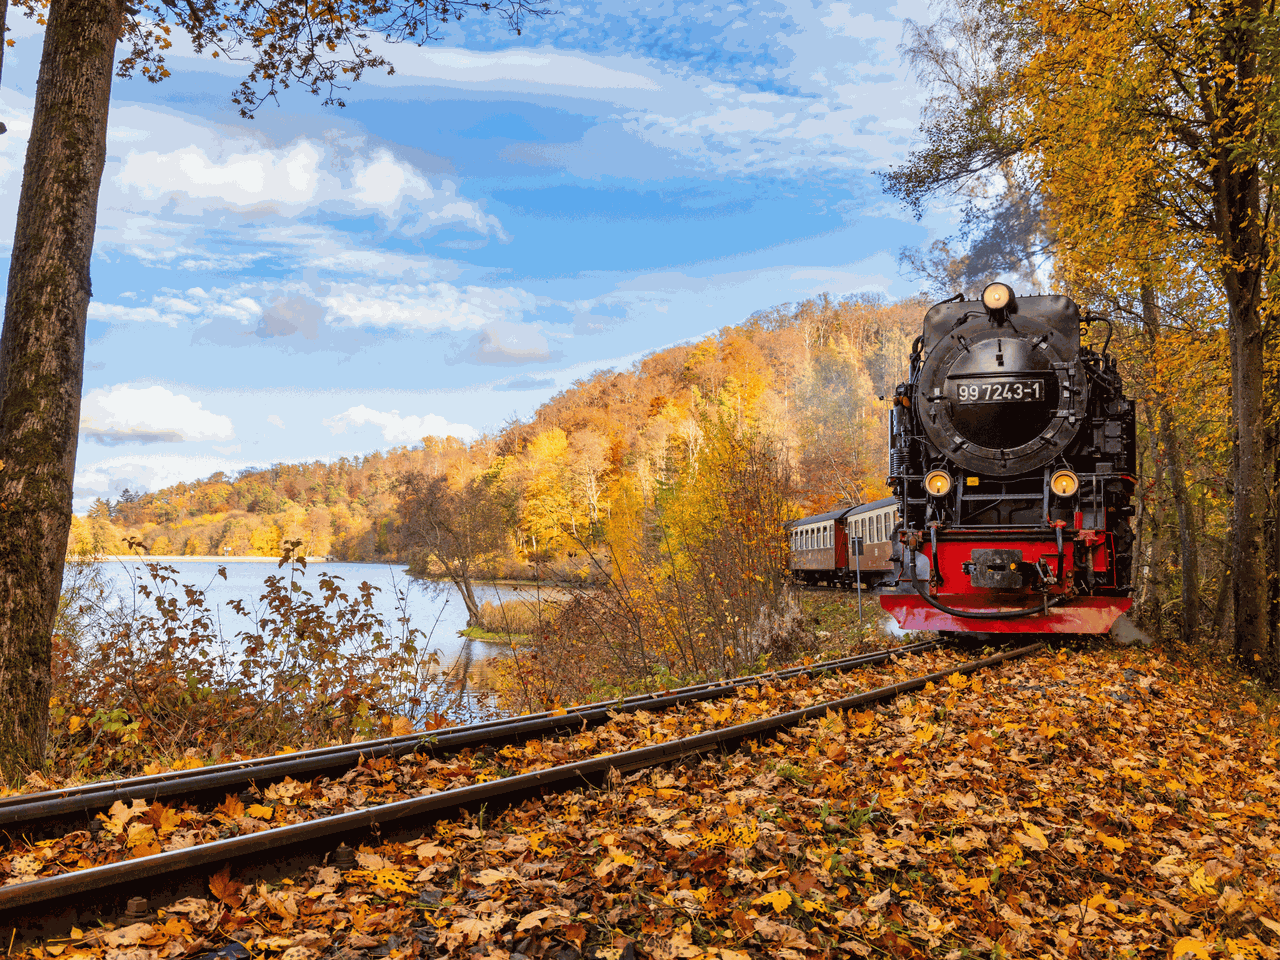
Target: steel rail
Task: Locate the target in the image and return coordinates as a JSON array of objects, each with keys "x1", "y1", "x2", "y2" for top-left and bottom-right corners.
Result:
[
  {"x1": 0, "y1": 640, "x2": 942, "y2": 841},
  {"x1": 0, "y1": 643, "x2": 1041, "y2": 940}
]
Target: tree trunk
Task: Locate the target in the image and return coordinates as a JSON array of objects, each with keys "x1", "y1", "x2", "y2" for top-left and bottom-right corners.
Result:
[
  {"x1": 1211, "y1": 0, "x2": 1272, "y2": 681},
  {"x1": 454, "y1": 571, "x2": 484, "y2": 628},
  {"x1": 1140, "y1": 285, "x2": 1200, "y2": 646},
  {"x1": 1228, "y1": 293, "x2": 1271, "y2": 676},
  {"x1": 1216, "y1": 172, "x2": 1270, "y2": 675},
  {"x1": 1140, "y1": 401, "x2": 1164, "y2": 632},
  {"x1": 1158, "y1": 406, "x2": 1199, "y2": 646},
  {"x1": 0, "y1": 0, "x2": 122, "y2": 783}
]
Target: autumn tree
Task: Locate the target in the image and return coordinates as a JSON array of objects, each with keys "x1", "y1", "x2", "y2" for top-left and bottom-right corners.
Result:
[
  {"x1": 886, "y1": 0, "x2": 1280, "y2": 678},
  {"x1": 394, "y1": 471, "x2": 506, "y2": 627},
  {"x1": 0, "y1": 0, "x2": 550, "y2": 782}
]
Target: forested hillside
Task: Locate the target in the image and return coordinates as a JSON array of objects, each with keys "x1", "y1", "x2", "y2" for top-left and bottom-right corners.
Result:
[{"x1": 72, "y1": 294, "x2": 922, "y2": 571}]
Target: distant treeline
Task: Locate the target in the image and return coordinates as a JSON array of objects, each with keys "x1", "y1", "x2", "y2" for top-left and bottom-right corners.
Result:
[{"x1": 71, "y1": 293, "x2": 925, "y2": 577}]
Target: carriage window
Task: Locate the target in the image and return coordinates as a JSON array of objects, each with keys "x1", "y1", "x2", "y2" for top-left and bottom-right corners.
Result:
[{"x1": 876, "y1": 514, "x2": 882, "y2": 542}]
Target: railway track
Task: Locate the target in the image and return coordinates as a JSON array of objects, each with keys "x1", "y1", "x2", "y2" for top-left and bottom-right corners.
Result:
[
  {"x1": 0, "y1": 638, "x2": 941, "y2": 842},
  {"x1": 0, "y1": 640, "x2": 1042, "y2": 941}
]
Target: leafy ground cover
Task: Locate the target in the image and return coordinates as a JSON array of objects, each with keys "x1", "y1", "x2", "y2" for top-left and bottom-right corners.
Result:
[
  {"x1": 2, "y1": 647, "x2": 968, "y2": 881},
  {"x1": 9, "y1": 639, "x2": 1279, "y2": 959}
]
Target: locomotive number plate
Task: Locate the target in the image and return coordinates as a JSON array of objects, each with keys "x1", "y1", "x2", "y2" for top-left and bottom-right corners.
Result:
[{"x1": 955, "y1": 378, "x2": 1045, "y2": 403}]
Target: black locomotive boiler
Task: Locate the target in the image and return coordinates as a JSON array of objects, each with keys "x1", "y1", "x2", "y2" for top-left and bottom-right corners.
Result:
[{"x1": 879, "y1": 283, "x2": 1137, "y2": 634}]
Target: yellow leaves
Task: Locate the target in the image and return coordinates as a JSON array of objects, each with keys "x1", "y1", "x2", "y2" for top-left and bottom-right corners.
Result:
[
  {"x1": 527, "y1": 832, "x2": 557, "y2": 856},
  {"x1": 913, "y1": 722, "x2": 939, "y2": 745},
  {"x1": 1188, "y1": 866, "x2": 1218, "y2": 896},
  {"x1": 730, "y1": 817, "x2": 760, "y2": 848},
  {"x1": 126, "y1": 821, "x2": 158, "y2": 853},
  {"x1": 265, "y1": 778, "x2": 308, "y2": 801},
  {"x1": 8, "y1": 853, "x2": 43, "y2": 878},
  {"x1": 1172, "y1": 937, "x2": 1212, "y2": 960},
  {"x1": 703, "y1": 702, "x2": 734, "y2": 725},
  {"x1": 344, "y1": 867, "x2": 415, "y2": 894},
  {"x1": 662, "y1": 828, "x2": 695, "y2": 849},
  {"x1": 752, "y1": 889, "x2": 795, "y2": 914},
  {"x1": 474, "y1": 867, "x2": 519, "y2": 885},
  {"x1": 1015, "y1": 821, "x2": 1049, "y2": 852},
  {"x1": 213, "y1": 793, "x2": 245, "y2": 822},
  {"x1": 1095, "y1": 832, "x2": 1129, "y2": 854},
  {"x1": 439, "y1": 915, "x2": 508, "y2": 950},
  {"x1": 593, "y1": 846, "x2": 637, "y2": 879}
]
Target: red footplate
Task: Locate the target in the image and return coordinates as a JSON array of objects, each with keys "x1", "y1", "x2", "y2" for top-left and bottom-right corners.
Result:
[{"x1": 879, "y1": 595, "x2": 1133, "y2": 634}]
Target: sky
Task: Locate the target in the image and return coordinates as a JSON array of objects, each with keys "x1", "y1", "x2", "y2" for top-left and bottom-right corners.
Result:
[{"x1": 0, "y1": 0, "x2": 947, "y2": 513}]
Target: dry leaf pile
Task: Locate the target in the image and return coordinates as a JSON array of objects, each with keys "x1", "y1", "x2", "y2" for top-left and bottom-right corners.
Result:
[
  {"x1": 11, "y1": 643, "x2": 1280, "y2": 960},
  {"x1": 1, "y1": 649, "x2": 967, "y2": 884}
]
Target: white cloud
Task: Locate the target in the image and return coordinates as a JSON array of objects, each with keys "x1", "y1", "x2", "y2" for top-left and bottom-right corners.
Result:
[
  {"x1": 324, "y1": 281, "x2": 536, "y2": 331},
  {"x1": 112, "y1": 137, "x2": 506, "y2": 238},
  {"x1": 267, "y1": 414, "x2": 286, "y2": 429},
  {"x1": 89, "y1": 276, "x2": 549, "y2": 351},
  {"x1": 463, "y1": 319, "x2": 557, "y2": 365},
  {"x1": 384, "y1": 47, "x2": 662, "y2": 93},
  {"x1": 323, "y1": 405, "x2": 478, "y2": 444},
  {"x1": 118, "y1": 141, "x2": 328, "y2": 208},
  {"x1": 80, "y1": 385, "x2": 236, "y2": 445}
]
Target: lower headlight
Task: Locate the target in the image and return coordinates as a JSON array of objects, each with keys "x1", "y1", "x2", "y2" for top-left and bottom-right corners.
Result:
[
  {"x1": 1050, "y1": 469, "x2": 1080, "y2": 497},
  {"x1": 925, "y1": 470, "x2": 953, "y2": 496}
]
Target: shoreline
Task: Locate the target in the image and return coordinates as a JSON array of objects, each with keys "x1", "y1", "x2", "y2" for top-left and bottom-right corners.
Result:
[{"x1": 93, "y1": 555, "x2": 394, "y2": 564}]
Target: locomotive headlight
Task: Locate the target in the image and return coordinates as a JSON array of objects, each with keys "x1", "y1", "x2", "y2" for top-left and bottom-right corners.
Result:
[
  {"x1": 982, "y1": 282, "x2": 1014, "y2": 311},
  {"x1": 1050, "y1": 469, "x2": 1080, "y2": 497},
  {"x1": 925, "y1": 470, "x2": 953, "y2": 497}
]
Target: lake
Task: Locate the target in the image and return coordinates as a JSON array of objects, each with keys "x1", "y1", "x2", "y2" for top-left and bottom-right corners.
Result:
[{"x1": 74, "y1": 557, "x2": 534, "y2": 709}]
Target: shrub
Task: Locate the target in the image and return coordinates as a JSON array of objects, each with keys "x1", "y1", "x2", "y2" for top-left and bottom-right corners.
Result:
[
  {"x1": 46, "y1": 541, "x2": 469, "y2": 781},
  {"x1": 496, "y1": 422, "x2": 812, "y2": 711}
]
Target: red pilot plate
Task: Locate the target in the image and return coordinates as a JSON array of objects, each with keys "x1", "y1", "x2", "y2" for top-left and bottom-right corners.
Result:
[{"x1": 879, "y1": 595, "x2": 1132, "y2": 634}]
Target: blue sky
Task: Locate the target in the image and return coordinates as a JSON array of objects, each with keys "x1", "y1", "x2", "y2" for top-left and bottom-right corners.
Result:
[{"x1": 0, "y1": 0, "x2": 946, "y2": 512}]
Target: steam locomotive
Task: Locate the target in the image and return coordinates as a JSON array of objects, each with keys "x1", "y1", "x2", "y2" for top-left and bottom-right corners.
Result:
[{"x1": 877, "y1": 283, "x2": 1136, "y2": 634}]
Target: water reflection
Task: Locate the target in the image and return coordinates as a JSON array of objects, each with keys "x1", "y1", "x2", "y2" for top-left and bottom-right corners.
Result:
[{"x1": 79, "y1": 557, "x2": 528, "y2": 721}]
